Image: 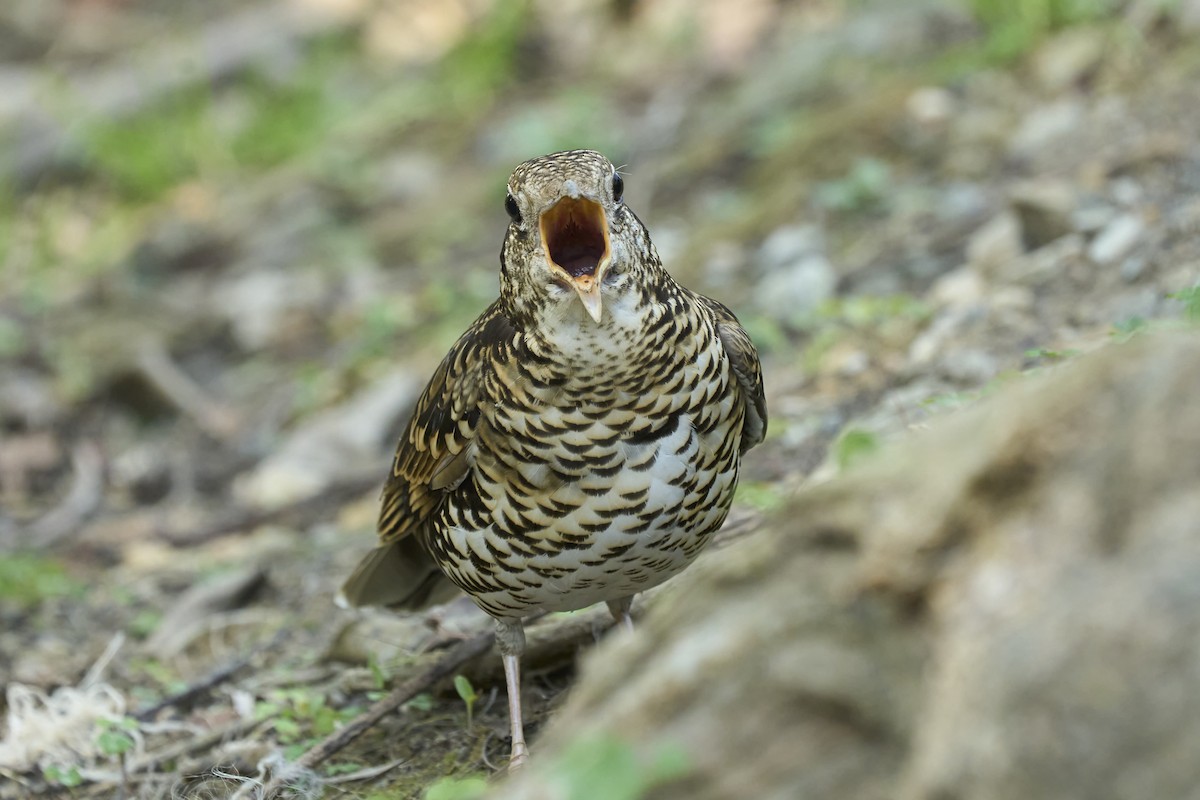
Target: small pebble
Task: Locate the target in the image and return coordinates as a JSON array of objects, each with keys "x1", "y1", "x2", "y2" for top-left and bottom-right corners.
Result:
[{"x1": 1089, "y1": 214, "x2": 1145, "y2": 266}]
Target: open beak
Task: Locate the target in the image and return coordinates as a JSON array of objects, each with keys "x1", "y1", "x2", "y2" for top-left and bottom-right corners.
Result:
[{"x1": 539, "y1": 196, "x2": 611, "y2": 323}]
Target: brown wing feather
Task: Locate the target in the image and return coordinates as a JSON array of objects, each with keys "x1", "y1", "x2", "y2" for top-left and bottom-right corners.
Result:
[
  {"x1": 339, "y1": 301, "x2": 516, "y2": 609},
  {"x1": 699, "y1": 296, "x2": 768, "y2": 452}
]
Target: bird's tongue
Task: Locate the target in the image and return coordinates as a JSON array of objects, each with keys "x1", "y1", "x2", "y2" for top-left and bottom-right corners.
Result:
[
  {"x1": 556, "y1": 242, "x2": 602, "y2": 277},
  {"x1": 541, "y1": 197, "x2": 608, "y2": 278}
]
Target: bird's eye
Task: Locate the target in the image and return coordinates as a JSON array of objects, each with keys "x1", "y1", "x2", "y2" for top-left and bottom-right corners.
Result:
[
  {"x1": 504, "y1": 193, "x2": 521, "y2": 222},
  {"x1": 611, "y1": 172, "x2": 624, "y2": 203}
]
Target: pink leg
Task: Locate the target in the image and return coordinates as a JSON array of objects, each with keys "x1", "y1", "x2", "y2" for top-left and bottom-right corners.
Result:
[
  {"x1": 606, "y1": 597, "x2": 635, "y2": 633},
  {"x1": 496, "y1": 620, "x2": 529, "y2": 770}
]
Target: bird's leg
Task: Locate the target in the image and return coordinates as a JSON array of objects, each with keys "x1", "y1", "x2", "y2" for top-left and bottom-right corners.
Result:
[
  {"x1": 606, "y1": 596, "x2": 635, "y2": 633},
  {"x1": 496, "y1": 619, "x2": 529, "y2": 771}
]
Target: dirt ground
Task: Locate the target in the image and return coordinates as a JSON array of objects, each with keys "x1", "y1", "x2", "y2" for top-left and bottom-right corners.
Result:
[{"x1": 1, "y1": 1, "x2": 1198, "y2": 797}]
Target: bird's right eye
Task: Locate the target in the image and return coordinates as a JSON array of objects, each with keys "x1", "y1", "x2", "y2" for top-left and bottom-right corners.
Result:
[{"x1": 505, "y1": 193, "x2": 521, "y2": 222}]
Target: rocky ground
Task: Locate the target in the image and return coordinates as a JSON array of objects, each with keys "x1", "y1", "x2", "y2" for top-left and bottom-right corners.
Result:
[{"x1": 1, "y1": 0, "x2": 1198, "y2": 798}]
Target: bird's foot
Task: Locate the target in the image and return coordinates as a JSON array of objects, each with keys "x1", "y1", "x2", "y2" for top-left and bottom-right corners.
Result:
[{"x1": 508, "y1": 741, "x2": 530, "y2": 772}]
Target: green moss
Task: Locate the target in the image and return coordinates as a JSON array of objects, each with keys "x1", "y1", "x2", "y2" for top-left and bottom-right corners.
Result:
[
  {"x1": 963, "y1": 0, "x2": 1119, "y2": 61},
  {"x1": 435, "y1": 0, "x2": 529, "y2": 115},
  {"x1": 424, "y1": 775, "x2": 489, "y2": 800},
  {"x1": 550, "y1": 734, "x2": 690, "y2": 800},
  {"x1": 4, "y1": 190, "x2": 143, "y2": 307},
  {"x1": 1168, "y1": 282, "x2": 1200, "y2": 322},
  {"x1": 229, "y1": 75, "x2": 332, "y2": 168},
  {"x1": 230, "y1": 37, "x2": 356, "y2": 168},
  {"x1": 833, "y1": 428, "x2": 880, "y2": 471},
  {"x1": 0, "y1": 553, "x2": 84, "y2": 610},
  {"x1": 814, "y1": 157, "x2": 893, "y2": 214},
  {"x1": 75, "y1": 35, "x2": 356, "y2": 201},
  {"x1": 816, "y1": 294, "x2": 931, "y2": 328},
  {"x1": 736, "y1": 481, "x2": 787, "y2": 513},
  {"x1": 80, "y1": 85, "x2": 221, "y2": 201},
  {"x1": 1111, "y1": 316, "x2": 1148, "y2": 341}
]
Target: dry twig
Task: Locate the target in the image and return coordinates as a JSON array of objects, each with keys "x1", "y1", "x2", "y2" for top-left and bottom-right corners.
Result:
[
  {"x1": 159, "y1": 468, "x2": 382, "y2": 547},
  {"x1": 135, "y1": 340, "x2": 242, "y2": 440},
  {"x1": 258, "y1": 631, "x2": 496, "y2": 799},
  {"x1": 11, "y1": 441, "x2": 106, "y2": 550}
]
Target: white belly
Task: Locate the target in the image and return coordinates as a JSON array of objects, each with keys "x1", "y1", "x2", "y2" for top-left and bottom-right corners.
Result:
[{"x1": 442, "y1": 410, "x2": 739, "y2": 618}]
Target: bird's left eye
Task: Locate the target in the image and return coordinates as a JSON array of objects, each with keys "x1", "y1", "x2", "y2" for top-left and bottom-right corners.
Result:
[
  {"x1": 505, "y1": 193, "x2": 522, "y2": 222},
  {"x1": 611, "y1": 172, "x2": 624, "y2": 203}
]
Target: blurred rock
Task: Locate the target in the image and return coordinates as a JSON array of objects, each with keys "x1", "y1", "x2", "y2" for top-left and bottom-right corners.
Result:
[
  {"x1": 0, "y1": 432, "x2": 61, "y2": 505},
  {"x1": 754, "y1": 255, "x2": 836, "y2": 322},
  {"x1": 10, "y1": 637, "x2": 87, "y2": 689},
  {"x1": 377, "y1": 151, "x2": 443, "y2": 204},
  {"x1": 494, "y1": 333, "x2": 1200, "y2": 800},
  {"x1": 292, "y1": 0, "x2": 371, "y2": 23},
  {"x1": 1107, "y1": 287, "x2": 1160, "y2": 323},
  {"x1": 1120, "y1": 254, "x2": 1149, "y2": 283},
  {"x1": 989, "y1": 285, "x2": 1036, "y2": 316},
  {"x1": 363, "y1": 0, "x2": 490, "y2": 66},
  {"x1": 757, "y1": 223, "x2": 824, "y2": 268},
  {"x1": 937, "y1": 347, "x2": 998, "y2": 385},
  {"x1": 1071, "y1": 201, "x2": 1117, "y2": 234},
  {"x1": 0, "y1": 369, "x2": 63, "y2": 429},
  {"x1": 1089, "y1": 213, "x2": 1145, "y2": 266},
  {"x1": 234, "y1": 369, "x2": 419, "y2": 508},
  {"x1": 966, "y1": 212, "x2": 1023, "y2": 276},
  {"x1": 906, "y1": 86, "x2": 956, "y2": 131},
  {"x1": 146, "y1": 567, "x2": 268, "y2": 657},
  {"x1": 929, "y1": 266, "x2": 985, "y2": 310},
  {"x1": 109, "y1": 442, "x2": 173, "y2": 505},
  {"x1": 213, "y1": 268, "x2": 328, "y2": 350},
  {"x1": 754, "y1": 225, "x2": 835, "y2": 321},
  {"x1": 1177, "y1": 0, "x2": 1200, "y2": 31},
  {"x1": 908, "y1": 308, "x2": 976, "y2": 366},
  {"x1": 1009, "y1": 99, "x2": 1086, "y2": 159},
  {"x1": 1008, "y1": 178, "x2": 1075, "y2": 249},
  {"x1": 1032, "y1": 28, "x2": 1104, "y2": 92},
  {"x1": 907, "y1": 85, "x2": 955, "y2": 124},
  {"x1": 934, "y1": 182, "x2": 990, "y2": 225},
  {"x1": 1109, "y1": 177, "x2": 1144, "y2": 207},
  {"x1": 1006, "y1": 233, "x2": 1086, "y2": 286},
  {"x1": 702, "y1": 240, "x2": 750, "y2": 290},
  {"x1": 128, "y1": 218, "x2": 230, "y2": 280},
  {"x1": 827, "y1": 344, "x2": 872, "y2": 379}
]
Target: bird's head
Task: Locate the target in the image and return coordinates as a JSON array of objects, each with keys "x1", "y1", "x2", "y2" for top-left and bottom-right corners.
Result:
[{"x1": 499, "y1": 149, "x2": 656, "y2": 327}]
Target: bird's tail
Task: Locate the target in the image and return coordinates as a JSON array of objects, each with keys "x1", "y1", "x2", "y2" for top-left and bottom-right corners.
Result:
[{"x1": 336, "y1": 536, "x2": 459, "y2": 610}]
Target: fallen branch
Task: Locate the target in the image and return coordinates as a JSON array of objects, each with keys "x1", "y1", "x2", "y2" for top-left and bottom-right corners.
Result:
[
  {"x1": 159, "y1": 468, "x2": 383, "y2": 547},
  {"x1": 127, "y1": 718, "x2": 264, "y2": 777},
  {"x1": 258, "y1": 631, "x2": 496, "y2": 799},
  {"x1": 10, "y1": 441, "x2": 106, "y2": 551},
  {"x1": 135, "y1": 339, "x2": 242, "y2": 440},
  {"x1": 135, "y1": 631, "x2": 287, "y2": 722}
]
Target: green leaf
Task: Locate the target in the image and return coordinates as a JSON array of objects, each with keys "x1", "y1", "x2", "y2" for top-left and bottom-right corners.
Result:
[
  {"x1": 834, "y1": 428, "x2": 880, "y2": 471},
  {"x1": 274, "y1": 716, "x2": 303, "y2": 741},
  {"x1": 42, "y1": 765, "x2": 84, "y2": 787},
  {"x1": 368, "y1": 654, "x2": 389, "y2": 690},
  {"x1": 453, "y1": 675, "x2": 477, "y2": 728},
  {"x1": 424, "y1": 775, "x2": 489, "y2": 800},
  {"x1": 553, "y1": 734, "x2": 691, "y2": 800},
  {"x1": 95, "y1": 718, "x2": 137, "y2": 756},
  {"x1": 1168, "y1": 283, "x2": 1200, "y2": 322},
  {"x1": 1111, "y1": 316, "x2": 1147, "y2": 341},
  {"x1": 453, "y1": 675, "x2": 477, "y2": 704},
  {"x1": 404, "y1": 692, "x2": 434, "y2": 712},
  {"x1": 0, "y1": 554, "x2": 84, "y2": 610}
]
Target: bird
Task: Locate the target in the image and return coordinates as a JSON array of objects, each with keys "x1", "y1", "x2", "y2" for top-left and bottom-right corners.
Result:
[{"x1": 338, "y1": 149, "x2": 766, "y2": 770}]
